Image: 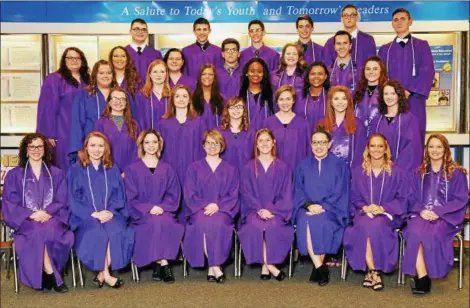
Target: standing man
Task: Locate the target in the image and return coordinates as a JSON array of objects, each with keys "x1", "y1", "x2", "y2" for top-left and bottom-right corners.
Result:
[
  {"x1": 239, "y1": 20, "x2": 280, "y2": 72},
  {"x1": 125, "y1": 18, "x2": 162, "y2": 82},
  {"x1": 182, "y1": 18, "x2": 223, "y2": 79},
  {"x1": 378, "y1": 8, "x2": 434, "y2": 142},
  {"x1": 322, "y1": 4, "x2": 376, "y2": 71},
  {"x1": 295, "y1": 15, "x2": 323, "y2": 65},
  {"x1": 329, "y1": 31, "x2": 357, "y2": 91},
  {"x1": 217, "y1": 38, "x2": 242, "y2": 99}
]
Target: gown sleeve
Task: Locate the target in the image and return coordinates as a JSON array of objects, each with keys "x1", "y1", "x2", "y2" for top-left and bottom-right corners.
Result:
[
  {"x1": 44, "y1": 169, "x2": 69, "y2": 225},
  {"x1": 380, "y1": 169, "x2": 409, "y2": 218},
  {"x1": 183, "y1": 163, "x2": 209, "y2": 217},
  {"x1": 407, "y1": 40, "x2": 434, "y2": 98},
  {"x1": 106, "y1": 168, "x2": 129, "y2": 218},
  {"x1": 1, "y1": 170, "x2": 33, "y2": 230},
  {"x1": 407, "y1": 171, "x2": 424, "y2": 216},
  {"x1": 239, "y1": 165, "x2": 263, "y2": 221},
  {"x1": 159, "y1": 166, "x2": 181, "y2": 213},
  {"x1": 352, "y1": 121, "x2": 367, "y2": 168},
  {"x1": 292, "y1": 162, "x2": 308, "y2": 221},
  {"x1": 68, "y1": 91, "x2": 86, "y2": 155},
  {"x1": 395, "y1": 115, "x2": 422, "y2": 171},
  {"x1": 67, "y1": 165, "x2": 95, "y2": 229},
  {"x1": 350, "y1": 169, "x2": 367, "y2": 218},
  {"x1": 124, "y1": 168, "x2": 154, "y2": 221}
]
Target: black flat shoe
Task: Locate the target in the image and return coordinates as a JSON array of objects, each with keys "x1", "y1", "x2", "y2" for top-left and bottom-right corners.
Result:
[
  {"x1": 309, "y1": 267, "x2": 320, "y2": 283},
  {"x1": 54, "y1": 283, "x2": 69, "y2": 293},
  {"x1": 109, "y1": 278, "x2": 124, "y2": 289},
  {"x1": 161, "y1": 265, "x2": 175, "y2": 284},
  {"x1": 152, "y1": 264, "x2": 162, "y2": 281},
  {"x1": 92, "y1": 276, "x2": 104, "y2": 288},
  {"x1": 412, "y1": 275, "x2": 431, "y2": 295},
  {"x1": 260, "y1": 274, "x2": 271, "y2": 281},
  {"x1": 216, "y1": 274, "x2": 226, "y2": 284},
  {"x1": 318, "y1": 265, "x2": 330, "y2": 286},
  {"x1": 42, "y1": 272, "x2": 52, "y2": 292},
  {"x1": 274, "y1": 270, "x2": 286, "y2": 282},
  {"x1": 207, "y1": 275, "x2": 217, "y2": 282}
]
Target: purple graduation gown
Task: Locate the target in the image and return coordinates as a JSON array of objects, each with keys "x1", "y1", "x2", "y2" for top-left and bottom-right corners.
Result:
[
  {"x1": 216, "y1": 66, "x2": 242, "y2": 99},
  {"x1": 354, "y1": 88, "x2": 380, "y2": 137},
  {"x1": 264, "y1": 114, "x2": 311, "y2": 171},
  {"x1": 378, "y1": 37, "x2": 434, "y2": 142},
  {"x1": 238, "y1": 159, "x2": 294, "y2": 264},
  {"x1": 135, "y1": 92, "x2": 169, "y2": 129},
  {"x1": 403, "y1": 168, "x2": 469, "y2": 278},
  {"x1": 2, "y1": 165, "x2": 73, "y2": 289},
  {"x1": 239, "y1": 45, "x2": 280, "y2": 72},
  {"x1": 67, "y1": 162, "x2": 134, "y2": 271},
  {"x1": 369, "y1": 112, "x2": 423, "y2": 174},
  {"x1": 36, "y1": 72, "x2": 86, "y2": 170},
  {"x1": 297, "y1": 41, "x2": 324, "y2": 65},
  {"x1": 270, "y1": 69, "x2": 305, "y2": 94},
  {"x1": 125, "y1": 160, "x2": 184, "y2": 266},
  {"x1": 125, "y1": 45, "x2": 163, "y2": 84},
  {"x1": 218, "y1": 128, "x2": 255, "y2": 170},
  {"x1": 94, "y1": 117, "x2": 139, "y2": 172},
  {"x1": 183, "y1": 159, "x2": 239, "y2": 267},
  {"x1": 182, "y1": 43, "x2": 223, "y2": 79},
  {"x1": 169, "y1": 74, "x2": 197, "y2": 93},
  {"x1": 328, "y1": 60, "x2": 358, "y2": 92},
  {"x1": 323, "y1": 31, "x2": 377, "y2": 71},
  {"x1": 243, "y1": 91, "x2": 273, "y2": 131},
  {"x1": 293, "y1": 154, "x2": 350, "y2": 255},
  {"x1": 343, "y1": 166, "x2": 408, "y2": 272},
  {"x1": 69, "y1": 89, "x2": 107, "y2": 156},
  {"x1": 294, "y1": 90, "x2": 328, "y2": 129},
  {"x1": 156, "y1": 117, "x2": 206, "y2": 183},
  {"x1": 199, "y1": 99, "x2": 223, "y2": 130}
]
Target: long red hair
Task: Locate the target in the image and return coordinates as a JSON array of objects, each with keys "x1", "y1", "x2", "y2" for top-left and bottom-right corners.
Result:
[
  {"x1": 78, "y1": 131, "x2": 113, "y2": 168},
  {"x1": 320, "y1": 85, "x2": 357, "y2": 135}
]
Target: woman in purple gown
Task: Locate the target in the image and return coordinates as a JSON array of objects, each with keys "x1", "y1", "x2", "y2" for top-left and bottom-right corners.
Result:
[
  {"x1": 192, "y1": 64, "x2": 225, "y2": 129},
  {"x1": 163, "y1": 48, "x2": 197, "y2": 92},
  {"x1": 36, "y1": 47, "x2": 90, "y2": 171},
  {"x1": 183, "y1": 130, "x2": 239, "y2": 283},
  {"x1": 238, "y1": 128, "x2": 294, "y2": 281},
  {"x1": 135, "y1": 59, "x2": 171, "y2": 129},
  {"x1": 343, "y1": 133, "x2": 408, "y2": 291},
  {"x1": 296, "y1": 61, "x2": 330, "y2": 128},
  {"x1": 270, "y1": 43, "x2": 306, "y2": 94},
  {"x1": 218, "y1": 96, "x2": 255, "y2": 170},
  {"x1": 239, "y1": 58, "x2": 274, "y2": 131},
  {"x1": 125, "y1": 129, "x2": 185, "y2": 283},
  {"x1": 108, "y1": 46, "x2": 142, "y2": 96},
  {"x1": 68, "y1": 131, "x2": 134, "y2": 289},
  {"x1": 403, "y1": 134, "x2": 468, "y2": 295},
  {"x1": 2, "y1": 133, "x2": 73, "y2": 292},
  {"x1": 353, "y1": 56, "x2": 388, "y2": 137},
  {"x1": 95, "y1": 87, "x2": 139, "y2": 172},
  {"x1": 293, "y1": 126, "x2": 350, "y2": 286}
]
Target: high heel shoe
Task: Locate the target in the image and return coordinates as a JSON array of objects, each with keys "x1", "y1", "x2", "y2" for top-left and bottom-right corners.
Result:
[
  {"x1": 92, "y1": 275, "x2": 104, "y2": 288},
  {"x1": 260, "y1": 274, "x2": 272, "y2": 281},
  {"x1": 215, "y1": 274, "x2": 226, "y2": 284},
  {"x1": 109, "y1": 277, "x2": 124, "y2": 289},
  {"x1": 274, "y1": 270, "x2": 286, "y2": 282},
  {"x1": 206, "y1": 275, "x2": 217, "y2": 282},
  {"x1": 371, "y1": 270, "x2": 384, "y2": 291}
]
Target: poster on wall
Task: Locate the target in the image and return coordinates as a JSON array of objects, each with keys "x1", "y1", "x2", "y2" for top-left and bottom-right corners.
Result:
[
  {"x1": 0, "y1": 73, "x2": 41, "y2": 102},
  {"x1": 0, "y1": 42, "x2": 41, "y2": 70},
  {"x1": 0, "y1": 103, "x2": 37, "y2": 133},
  {"x1": 1, "y1": 148, "x2": 19, "y2": 187}
]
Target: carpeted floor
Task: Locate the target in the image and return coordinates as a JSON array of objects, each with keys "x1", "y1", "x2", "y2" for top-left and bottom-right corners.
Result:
[{"x1": 1, "y1": 256, "x2": 468, "y2": 308}]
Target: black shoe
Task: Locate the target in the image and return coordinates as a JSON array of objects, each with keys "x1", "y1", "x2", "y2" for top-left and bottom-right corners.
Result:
[
  {"x1": 42, "y1": 272, "x2": 52, "y2": 292},
  {"x1": 161, "y1": 265, "x2": 175, "y2": 284},
  {"x1": 412, "y1": 275, "x2": 431, "y2": 295},
  {"x1": 309, "y1": 267, "x2": 320, "y2": 283},
  {"x1": 216, "y1": 274, "x2": 226, "y2": 284},
  {"x1": 54, "y1": 283, "x2": 69, "y2": 293},
  {"x1": 274, "y1": 270, "x2": 286, "y2": 282},
  {"x1": 318, "y1": 265, "x2": 330, "y2": 286},
  {"x1": 92, "y1": 275, "x2": 104, "y2": 288},
  {"x1": 109, "y1": 277, "x2": 124, "y2": 289},
  {"x1": 207, "y1": 275, "x2": 217, "y2": 282},
  {"x1": 260, "y1": 274, "x2": 272, "y2": 281},
  {"x1": 152, "y1": 263, "x2": 162, "y2": 281}
]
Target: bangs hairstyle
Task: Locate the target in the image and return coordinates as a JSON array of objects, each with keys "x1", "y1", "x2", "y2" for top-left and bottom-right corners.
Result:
[
  {"x1": 220, "y1": 96, "x2": 249, "y2": 131},
  {"x1": 203, "y1": 129, "x2": 226, "y2": 153},
  {"x1": 108, "y1": 46, "x2": 142, "y2": 95},
  {"x1": 193, "y1": 64, "x2": 224, "y2": 116},
  {"x1": 278, "y1": 43, "x2": 307, "y2": 73},
  {"x1": 103, "y1": 87, "x2": 139, "y2": 140},
  {"x1": 58, "y1": 47, "x2": 90, "y2": 87},
  {"x1": 87, "y1": 60, "x2": 116, "y2": 97},
  {"x1": 418, "y1": 134, "x2": 467, "y2": 179},
  {"x1": 354, "y1": 56, "x2": 388, "y2": 105},
  {"x1": 303, "y1": 61, "x2": 331, "y2": 97},
  {"x1": 378, "y1": 80, "x2": 409, "y2": 115},
  {"x1": 239, "y1": 58, "x2": 274, "y2": 114},
  {"x1": 296, "y1": 14, "x2": 313, "y2": 28},
  {"x1": 18, "y1": 133, "x2": 53, "y2": 168},
  {"x1": 163, "y1": 48, "x2": 187, "y2": 71},
  {"x1": 362, "y1": 133, "x2": 393, "y2": 176},
  {"x1": 78, "y1": 131, "x2": 113, "y2": 168},
  {"x1": 275, "y1": 85, "x2": 297, "y2": 106},
  {"x1": 137, "y1": 129, "x2": 164, "y2": 159},
  {"x1": 162, "y1": 84, "x2": 198, "y2": 119},
  {"x1": 141, "y1": 59, "x2": 171, "y2": 98},
  {"x1": 322, "y1": 85, "x2": 357, "y2": 135},
  {"x1": 312, "y1": 125, "x2": 332, "y2": 142},
  {"x1": 252, "y1": 128, "x2": 277, "y2": 177}
]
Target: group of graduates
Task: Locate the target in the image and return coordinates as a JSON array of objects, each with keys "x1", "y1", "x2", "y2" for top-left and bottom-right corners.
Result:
[{"x1": 1, "y1": 4, "x2": 468, "y2": 298}]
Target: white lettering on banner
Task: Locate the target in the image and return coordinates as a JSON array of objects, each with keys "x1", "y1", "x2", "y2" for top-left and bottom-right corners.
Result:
[
  {"x1": 357, "y1": 6, "x2": 390, "y2": 15},
  {"x1": 263, "y1": 7, "x2": 283, "y2": 16},
  {"x1": 286, "y1": 5, "x2": 340, "y2": 16},
  {"x1": 170, "y1": 8, "x2": 180, "y2": 15},
  {"x1": 134, "y1": 6, "x2": 166, "y2": 16},
  {"x1": 121, "y1": 7, "x2": 129, "y2": 16},
  {"x1": 227, "y1": 6, "x2": 256, "y2": 16}
]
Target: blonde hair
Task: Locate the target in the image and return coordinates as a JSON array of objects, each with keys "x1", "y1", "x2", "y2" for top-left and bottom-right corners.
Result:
[
  {"x1": 203, "y1": 129, "x2": 226, "y2": 153},
  {"x1": 274, "y1": 85, "x2": 296, "y2": 106},
  {"x1": 78, "y1": 131, "x2": 113, "y2": 168},
  {"x1": 136, "y1": 129, "x2": 164, "y2": 159},
  {"x1": 141, "y1": 59, "x2": 171, "y2": 98},
  {"x1": 362, "y1": 133, "x2": 393, "y2": 176}
]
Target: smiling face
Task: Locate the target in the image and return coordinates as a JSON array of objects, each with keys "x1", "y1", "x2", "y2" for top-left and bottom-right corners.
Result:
[
  {"x1": 130, "y1": 21, "x2": 149, "y2": 44},
  {"x1": 364, "y1": 60, "x2": 381, "y2": 85},
  {"x1": 204, "y1": 136, "x2": 222, "y2": 156},
  {"x1": 283, "y1": 46, "x2": 299, "y2": 67},
  {"x1": 383, "y1": 85, "x2": 399, "y2": 109},
  {"x1": 256, "y1": 132, "x2": 275, "y2": 156},
  {"x1": 109, "y1": 90, "x2": 128, "y2": 113},
  {"x1": 427, "y1": 137, "x2": 445, "y2": 163},
  {"x1": 248, "y1": 23, "x2": 264, "y2": 44},
  {"x1": 331, "y1": 91, "x2": 348, "y2": 114},
  {"x1": 334, "y1": 34, "x2": 352, "y2": 58},
  {"x1": 96, "y1": 64, "x2": 113, "y2": 88},
  {"x1": 111, "y1": 48, "x2": 127, "y2": 71},
  {"x1": 87, "y1": 136, "x2": 105, "y2": 162},
  {"x1": 247, "y1": 61, "x2": 264, "y2": 85},
  {"x1": 173, "y1": 88, "x2": 190, "y2": 109},
  {"x1": 193, "y1": 23, "x2": 210, "y2": 43},
  {"x1": 297, "y1": 19, "x2": 313, "y2": 40},
  {"x1": 277, "y1": 90, "x2": 295, "y2": 112},
  {"x1": 65, "y1": 49, "x2": 82, "y2": 73},
  {"x1": 228, "y1": 100, "x2": 245, "y2": 120},
  {"x1": 150, "y1": 63, "x2": 167, "y2": 86},
  {"x1": 368, "y1": 136, "x2": 387, "y2": 161},
  {"x1": 201, "y1": 67, "x2": 215, "y2": 88},
  {"x1": 143, "y1": 133, "x2": 160, "y2": 156},
  {"x1": 311, "y1": 132, "x2": 330, "y2": 159},
  {"x1": 392, "y1": 12, "x2": 412, "y2": 36},
  {"x1": 308, "y1": 65, "x2": 327, "y2": 88},
  {"x1": 166, "y1": 50, "x2": 184, "y2": 73},
  {"x1": 27, "y1": 138, "x2": 45, "y2": 163}
]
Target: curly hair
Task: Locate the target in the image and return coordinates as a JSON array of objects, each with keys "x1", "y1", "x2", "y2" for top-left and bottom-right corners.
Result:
[
  {"x1": 418, "y1": 134, "x2": 468, "y2": 180},
  {"x1": 302, "y1": 61, "x2": 330, "y2": 97},
  {"x1": 239, "y1": 58, "x2": 274, "y2": 114},
  {"x1": 220, "y1": 96, "x2": 249, "y2": 131},
  {"x1": 57, "y1": 47, "x2": 90, "y2": 87},
  {"x1": 78, "y1": 131, "x2": 113, "y2": 168},
  {"x1": 378, "y1": 80, "x2": 409, "y2": 115},
  {"x1": 277, "y1": 43, "x2": 307, "y2": 73},
  {"x1": 362, "y1": 133, "x2": 393, "y2": 176},
  {"x1": 108, "y1": 46, "x2": 142, "y2": 95},
  {"x1": 87, "y1": 60, "x2": 116, "y2": 97},
  {"x1": 354, "y1": 56, "x2": 388, "y2": 105},
  {"x1": 137, "y1": 129, "x2": 164, "y2": 159},
  {"x1": 102, "y1": 87, "x2": 139, "y2": 140},
  {"x1": 18, "y1": 133, "x2": 53, "y2": 168},
  {"x1": 192, "y1": 64, "x2": 224, "y2": 116}
]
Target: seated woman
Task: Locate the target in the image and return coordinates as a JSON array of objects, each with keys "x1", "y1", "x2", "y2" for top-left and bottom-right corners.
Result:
[
  {"x1": 183, "y1": 129, "x2": 239, "y2": 283},
  {"x1": 68, "y1": 131, "x2": 134, "y2": 289},
  {"x1": 343, "y1": 133, "x2": 408, "y2": 291},
  {"x1": 124, "y1": 129, "x2": 184, "y2": 283},
  {"x1": 403, "y1": 134, "x2": 468, "y2": 295},
  {"x1": 293, "y1": 126, "x2": 350, "y2": 286},
  {"x1": 238, "y1": 128, "x2": 294, "y2": 281},
  {"x1": 2, "y1": 133, "x2": 73, "y2": 292}
]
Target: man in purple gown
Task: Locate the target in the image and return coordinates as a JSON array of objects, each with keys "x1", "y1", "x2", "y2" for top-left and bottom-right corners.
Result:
[
  {"x1": 295, "y1": 15, "x2": 323, "y2": 65},
  {"x1": 216, "y1": 38, "x2": 243, "y2": 99},
  {"x1": 378, "y1": 8, "x2": 434, "y2": 142},
  {"x1": 182, "y1": 18, "x2": 223, "y2": 79},
  {"x1": 125, "y1": 18, "x2": 163, "y2": 83},
  {"x1": 328, "y1": 31, "x2": 358, "y2": 92},
  {"x1": 322, "y1": 4, "x2": 376, "y2": 71},
  {"x1": 239, "y1": 20, "x2": 280, "y2": 72}
]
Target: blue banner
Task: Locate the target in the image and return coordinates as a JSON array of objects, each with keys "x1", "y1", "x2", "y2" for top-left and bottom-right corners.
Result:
[{"x1": 1, "y1": 1, "x2": 469, "y2": 23}]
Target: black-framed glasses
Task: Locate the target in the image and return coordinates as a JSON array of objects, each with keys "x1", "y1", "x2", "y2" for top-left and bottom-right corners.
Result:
[
  {"x1": 342, "y1": 13, "x2": 358, "y2": 19},
  {"x1": 28, "y1": 145, "x2": 44, "y2": 151},
  {"x1": 223, "y1": 48, "x2": 238, "y2": 54},
  {"x1": 65, "y1": 56, "x2": 81, "y2": 62},
  {"x1": 205, "y1": 141, "x2": 221, "y2": 147},
  {"x1": 228, "y1": 105, "x2": 244, "y2": 110}
]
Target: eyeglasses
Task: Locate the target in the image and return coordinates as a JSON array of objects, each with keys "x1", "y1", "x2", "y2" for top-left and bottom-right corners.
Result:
[
  {"x1": 342, "y1": 13, "x2": 358, "y2": 19},
  {"x1": 249, "y1": 28, "x2": 263, "y2": 34},
  {"x1": 228, "y1": 105, "x2": 244, "y2": 110},
  {"x1": 65, "y1": 56, "x2": 81, "y2": 62},
  {"x1": 205, "y1": 141, "x2": 221, "y2": 147},
  {"x1": 311, "y1": 141, "x2": 328, "y2": 146},
  {"x1": 110, "y1": 96, "x2": 127, "y2": 102},
  {"x1": 223, "y1": 48, "x2": 238, "y2": 54},
  {"x1": 132, "y1": 27, "x2": 148, "y2": 33},
  {"x1": 28, "y1": 145, "x2": 44, "y2": 151}
]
